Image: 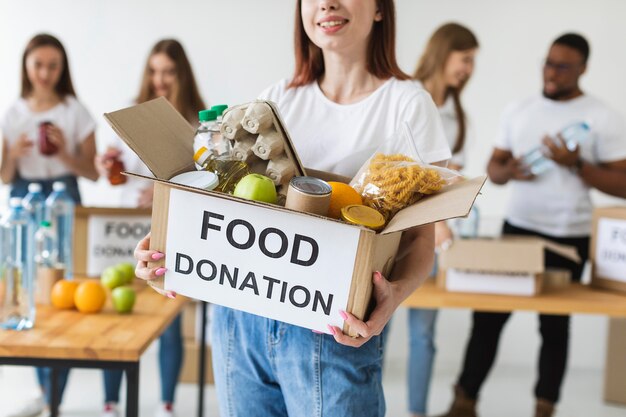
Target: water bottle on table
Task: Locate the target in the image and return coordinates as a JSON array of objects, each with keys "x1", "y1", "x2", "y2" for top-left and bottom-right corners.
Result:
[
  {"x1": 46, "y1": 182, "x2": 75, "y2": 279},
  {"x1": 23, "y1": 183, "x2": 46, "y2": 227}
]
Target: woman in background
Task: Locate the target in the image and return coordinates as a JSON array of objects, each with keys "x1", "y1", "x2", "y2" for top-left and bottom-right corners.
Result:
[
  {"x1": 1, "y1": 33, "x2": 98, "y2": 417},
  {"x1": 95, "y1": 39, "x2": 205, "y2": 417},
  {"x1": 407, "y1": 23, "x2": 478, "y2": 417}
]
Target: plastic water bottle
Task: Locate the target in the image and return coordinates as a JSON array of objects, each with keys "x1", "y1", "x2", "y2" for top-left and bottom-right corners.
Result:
[
  {"x1": 22, "y1": 183, "x2": 46, "y2": 228},
  {"x1": 34, "y1": 221, "x2": 57, "y2": 267},
  {"x1": 193, "y1": 109, "x2": 219, "y2": 159},
  {"x1": 521, "y1": 121, "x2": 591, "y2": 175},
  {"x1": 0, "y1": 198, "x2": 36, "y2": 330},
  {"x1": 46, "y1": 182, "x2": 75, "y2": 279},
  {"x1": 452, "y1": 205, "x2": 480, "y2": 239}
]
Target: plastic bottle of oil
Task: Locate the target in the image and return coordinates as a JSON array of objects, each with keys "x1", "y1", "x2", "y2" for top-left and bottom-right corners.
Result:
[{"x1": 193, "y1": 146, "x2": 249, "y2": 194}]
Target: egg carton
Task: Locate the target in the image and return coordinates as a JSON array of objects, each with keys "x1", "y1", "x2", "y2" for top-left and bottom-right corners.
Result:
[{"x1": 221, "y1": 101, "x2": 306, "y2": 197}]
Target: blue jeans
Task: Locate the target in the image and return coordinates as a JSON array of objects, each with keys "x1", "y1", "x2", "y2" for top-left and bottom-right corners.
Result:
[
  {"x1": 16, "y1": 173, "x2": 81, "y2": 406},
  {"x1": 103, "y1": 314, "x2": 183, "y2": 403},
  {"x1": 407, "y1": 308, "x2": 438, "y2": 414},
  {"x1": 211, "y1": 306, "x2": 386, "y2": 417}
]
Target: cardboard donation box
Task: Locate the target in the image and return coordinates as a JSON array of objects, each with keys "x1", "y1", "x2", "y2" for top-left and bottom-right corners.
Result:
[
  {"x1": 437, "y1": 237, "x2": 580, "y2": 296},
  {"x1": 73, "y1": 206, "x2": 151, "y2": 277},
  {"x1": 591, "y1": 207, "x2": 626, "y2": 294},
  {"x1": 104, "y1": 97, "x2": 485, "y2": 335},
  {"x1": 604, "y1": 318, "x2": 626, "y2": 405}
]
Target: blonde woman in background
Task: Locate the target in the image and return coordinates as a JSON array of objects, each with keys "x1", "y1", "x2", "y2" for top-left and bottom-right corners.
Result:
[
  {"x1": 95, "y1": 39, "x2": 206, "y2": 417},
  {"x1": 407, "y1": 23, "x2": 478, "y2": 417}
]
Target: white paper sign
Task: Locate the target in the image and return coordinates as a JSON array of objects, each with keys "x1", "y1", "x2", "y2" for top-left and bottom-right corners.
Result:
[
  {"x1": 86, "y1": 215, "x2": 151, "y2": 276},
  {"x1": 164, "y1": 189, "x2": 361, "y2": 333},
  {"x1": 595, "y1": 218, "x2": 626, "y2": 283}
]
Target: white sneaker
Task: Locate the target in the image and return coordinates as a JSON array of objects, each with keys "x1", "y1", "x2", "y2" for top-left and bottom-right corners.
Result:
[
  {"x1": 154, "y1": 404, "x2": 175, "y2": 417},
  {"x1": 101, "y1": 402, "x2": 120, "y2": 417},
  {"x1": 6, "y1": 395, "x2": 45, "y2": 417}
]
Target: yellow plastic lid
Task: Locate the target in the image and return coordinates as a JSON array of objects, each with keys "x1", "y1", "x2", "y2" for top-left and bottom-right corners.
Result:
[
  {"x1": 193, "y1": 146, "x2": 209, "y2": 163},
  {"x1": 340, "y1": 204, "x2": 386, "y2": 231}
]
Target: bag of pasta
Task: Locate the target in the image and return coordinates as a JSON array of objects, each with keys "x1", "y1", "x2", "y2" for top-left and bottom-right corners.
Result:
[{"x1": 350, "y1": 123, "x2": 462, "y2": 222}]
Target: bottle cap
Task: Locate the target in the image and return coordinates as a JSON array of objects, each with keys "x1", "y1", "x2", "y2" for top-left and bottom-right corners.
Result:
[
  {"x1": 340, "y1": 205, "x2": 386, "y2": 231},
  {"x1": 40, "y1": 220, "x2": 51, "y2": 228},
  {"x1": 193, "y1": 146, "x2": 211, "y2": 165},
  {"x1": 28, "y1": 183, "x2": 42, "y2": 193},
  {"x1": 210, "y1": 105, "x2": 228, "y2": 116},
  {"x1": 52, "y1": 182, "x2": 66, "y2": 192},
  {"x1": 9, "y1": 197, "x2": 22, "y2": 208},
  {"x1": 199, "y1": 109, "x2": 217, "y2": 122}
]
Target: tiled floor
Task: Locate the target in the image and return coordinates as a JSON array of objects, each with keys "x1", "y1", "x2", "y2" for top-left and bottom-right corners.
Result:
[{"x1": 1, "y1": 344, "x2": 624, "y2": 417}]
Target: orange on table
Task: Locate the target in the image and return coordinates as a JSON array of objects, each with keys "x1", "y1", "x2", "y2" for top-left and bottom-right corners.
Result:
[
  {"x1": 51, "y1": 279, "x2": 79, "y2": 309},
  {"x1": 74, "y1": 281, "x2": 107, "y2": 314},
  {"x1": 327, "y1": 181, "x2": 363, "y2": 219}
]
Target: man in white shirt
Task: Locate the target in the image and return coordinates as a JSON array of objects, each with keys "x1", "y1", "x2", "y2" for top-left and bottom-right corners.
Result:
[{"x1": 438, "y1": 34, "x2": 626, "y2": 417}]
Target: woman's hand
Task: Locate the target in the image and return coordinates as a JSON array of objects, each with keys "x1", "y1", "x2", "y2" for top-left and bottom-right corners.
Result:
[
  {"x1": 8, "y1": 134, "x2": 33, "y2": 160},
  {"x1": 46, "y1": 124, "x2": 69, "y2": 157},
  {"x1": 435, "y1": 221, "x2": 453, "y2": 252},
  {"x1": 327, "y1": 271, "x2": 399, "y2": 348},
  {"x1": 94, "y1": 147, "x2": 121, "y2": 178},
  {"x1": 137, "y1": 185, "x2": 154, "y2": 208},
  {"x1": 134, "y1": 232, "x2": 176, "y2": 298}
]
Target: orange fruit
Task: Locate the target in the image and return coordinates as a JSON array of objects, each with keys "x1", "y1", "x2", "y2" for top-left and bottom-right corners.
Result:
[
  {"x1": 74, "y1": 281, "x2": 107, "y2": 314},
  {"x1": 327, "y1": 181, "x2": 363, "y2": 219},
  {"x1": 51, "y1": 279, "x2": 79, "y2": 309}
]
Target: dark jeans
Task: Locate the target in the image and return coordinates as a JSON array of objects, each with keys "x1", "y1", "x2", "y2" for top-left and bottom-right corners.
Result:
[
  {"x1": 11, "y1": 172, "x2": 82, "y2": 406},
  {"x1": 457, "y1": 221, "x2": 589, "y2": 403}
]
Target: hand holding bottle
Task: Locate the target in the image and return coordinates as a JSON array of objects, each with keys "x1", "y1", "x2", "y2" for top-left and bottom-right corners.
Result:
[
  {"x1": 542, "y1": 134, "x2": 580, "y2": 167},
  {"x1": 508, "y1": 157, "x2": 535, "y2": 181},
  {"x1": 44, "y1": 124, "x2": 69, "y2": 157}
]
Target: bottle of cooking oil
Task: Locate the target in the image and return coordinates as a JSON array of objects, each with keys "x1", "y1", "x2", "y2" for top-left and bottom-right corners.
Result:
[{"x1": 193, "y1": 146, "x2": 249, "y2": 194}]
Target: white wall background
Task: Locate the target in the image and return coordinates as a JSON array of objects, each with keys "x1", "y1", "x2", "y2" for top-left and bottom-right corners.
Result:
[{"x1": 2, "y1": 0, "x2": 625, "y2": 373}]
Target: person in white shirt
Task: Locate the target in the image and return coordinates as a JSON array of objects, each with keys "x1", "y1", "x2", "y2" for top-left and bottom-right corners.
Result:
[
  {"x1": 406, "y1": 23, "x2": 479, "y2": 417},
  {"x1": 94, "y1": 39, "x2": 206, "y2": 417},
  {"x1": 438, "y1": 33, "x2": 626, "y2": 417},
  {"x1": 133, "y1": 1, "x2": 451, "y2": 416},
  {"x1": 1, "y1": 33, "x2": 98, "y2": 417}
]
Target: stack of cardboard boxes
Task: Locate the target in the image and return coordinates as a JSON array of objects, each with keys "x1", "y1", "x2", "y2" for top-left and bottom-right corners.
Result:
[{"x1": 179, "y1": 301, "x2": 213, "y2": 384}]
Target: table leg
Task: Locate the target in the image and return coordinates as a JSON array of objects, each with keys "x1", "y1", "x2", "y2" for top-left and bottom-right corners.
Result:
[
  {"x1": 50, "y1": 367, "x2": 60, "y2": 417},
  {"x1": 125, "y1": 362, "x2": 140, "y2": 417},
  {"x1": 198, "y1": 301, "x2": 208, "y2": 417}
]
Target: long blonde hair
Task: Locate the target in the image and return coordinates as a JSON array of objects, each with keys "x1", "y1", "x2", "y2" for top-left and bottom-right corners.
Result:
[
  {"x1": 136, "y1": 39, "x2": 205, "y2": 122},
  {"x1": 414, "y1": 23, "x2": 478, "y2": 154}
]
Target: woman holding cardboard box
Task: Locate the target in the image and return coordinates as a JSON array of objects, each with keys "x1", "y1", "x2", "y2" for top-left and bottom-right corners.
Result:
[
  {"x1": 134, "y1": 0, "x2": 451, "y2": 415},
  {"x1": 95, "y1": 39, "x2": 206, "y2": 417},
  {"x1": 1, "y1": 33, "x2": 97, "y2": 417},
  {"x1": 407, "y1": 23, "x2": 479, "y2": 417}
]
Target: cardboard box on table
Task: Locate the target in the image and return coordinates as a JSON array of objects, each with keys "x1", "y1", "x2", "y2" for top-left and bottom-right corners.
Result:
[
  {"x1": 590, "y1": 207, "x2": 626, "y2": 294},
  {"x1": 604, "y1": 318, "x2": 626, "y2": 405},
  {"x1": 104, "y1": 97, "x2": 485, "y2": 336},
  {"x1": 437, "y1": 237, "x2": 580, "y2": 296},
  {"x1": 179, "y1": 341, "x2": 214, "y2": 384}
]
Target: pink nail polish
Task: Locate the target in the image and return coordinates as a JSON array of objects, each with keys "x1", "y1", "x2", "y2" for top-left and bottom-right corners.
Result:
[
  {"x1": 327, "y1": 325, "x2": 336, "y2": 335},
  {"x1": 151, "y1": 252, "x2": 165, "y2": 260},
  {"x1": 339, "y1": 310, "x2": 348, "y2": 320},
  {"x1": 167, "y1": 292, "x2": 177, "y2": 299},
  {"x1": 155, "y1": 267, "x2": 167, "y2": 276}
]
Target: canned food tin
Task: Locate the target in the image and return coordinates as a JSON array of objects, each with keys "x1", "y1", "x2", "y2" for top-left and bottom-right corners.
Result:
[
  {"x1": 285, "y1": 176, "x2": 332, "y2": 216},
  {"x1": 340, "y1": 204, "x2": 386, "y2": 231}
]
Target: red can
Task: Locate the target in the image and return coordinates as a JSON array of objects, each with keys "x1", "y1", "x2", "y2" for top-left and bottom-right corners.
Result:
[
  {"x1": 108, "y1": 157, "x2": 127, "y2": 185},
  {"x1": 39, "y1": 121, "x2": 58, "y2": 156}
]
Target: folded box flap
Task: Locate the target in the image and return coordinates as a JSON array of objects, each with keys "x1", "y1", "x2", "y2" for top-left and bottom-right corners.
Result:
[
  {"x1": 380, "y1": 176, "x2": 486, "y2": 235},
  {"x1": 441, "y1": 239, "x2": 545, "y2": 274},
  {"x1": 502, "y1": 235, "x2": 581, "y2": 263},
  {"x1": 103, "y1": 97, "x2": 196, "y2": 180}
]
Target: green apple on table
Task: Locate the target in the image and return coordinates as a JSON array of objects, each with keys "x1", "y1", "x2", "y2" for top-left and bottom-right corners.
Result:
[
  {"x1": 233, "y1": 173, "x2": 277, "y2": 204},
  {"x1": 116, "y1": 262, "x2": 136, "y2": 285},
  {"x1": 111, "y1": 286, "x2": 136, "y2": 314},
  {"x1": 101, "y1": 265, "x2": 126, "y2": 290}
]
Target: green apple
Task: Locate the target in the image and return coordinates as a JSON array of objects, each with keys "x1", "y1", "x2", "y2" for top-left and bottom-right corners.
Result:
[
  {"x1": 233, "y1": 174, "x2": 277, "y2": 204},
  {"x1": 116, "y1": 262, "x2": 136, "y2": 285},
  {"x1": 101, "y1": 266, "x2": 125, "y2": 290},
  {"x1": 111, "y1": 286, "x2": 136, "y2": 314}
]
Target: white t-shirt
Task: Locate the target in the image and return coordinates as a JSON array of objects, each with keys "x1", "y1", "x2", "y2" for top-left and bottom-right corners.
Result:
[
  {"x1": 414, "y1": 81, "x2": 466, "y2": 168},
  {"x1": 495, "y1": 94, "x2": 626, "y2": 237},
  {"x1": 259, "y1": 78, "x2": 451, "y2": 178},
  {"x1": 0, "y1": 96, "x2": 96, "y2": 179}
]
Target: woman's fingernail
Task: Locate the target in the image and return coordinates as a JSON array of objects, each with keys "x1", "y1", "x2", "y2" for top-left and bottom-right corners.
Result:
[
  {"x1": 339, "y1": 310, "x2": 348, "y2": 320},
  {"x1": 155, "y1": 267, "x2": 167, "y2": 276},
  {"x1": 312, "y1": 329, "x2": 323, "y2": 334},
  {"x1": 151, "y1": 252, "x2": 165, "y2": 260},
  {"x1": 167, "y1": 291, "x2": 177, "y2": 299},
  {"x1": 327, "y1": 325, "x2": 336, "y2": 336}
]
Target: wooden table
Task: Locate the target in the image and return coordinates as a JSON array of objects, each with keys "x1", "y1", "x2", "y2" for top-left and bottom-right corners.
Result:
[
  {"x1": 0, "y1": 284, "x2": 187, "y2": 417},
  {"x1": 403, "y1": 280, "x2": 626, "y2": 316}
]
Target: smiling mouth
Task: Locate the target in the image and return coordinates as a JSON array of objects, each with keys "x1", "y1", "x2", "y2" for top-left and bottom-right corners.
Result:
[{"x1": 318, "y1": 19, "x2": 348, "y2": 28}]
